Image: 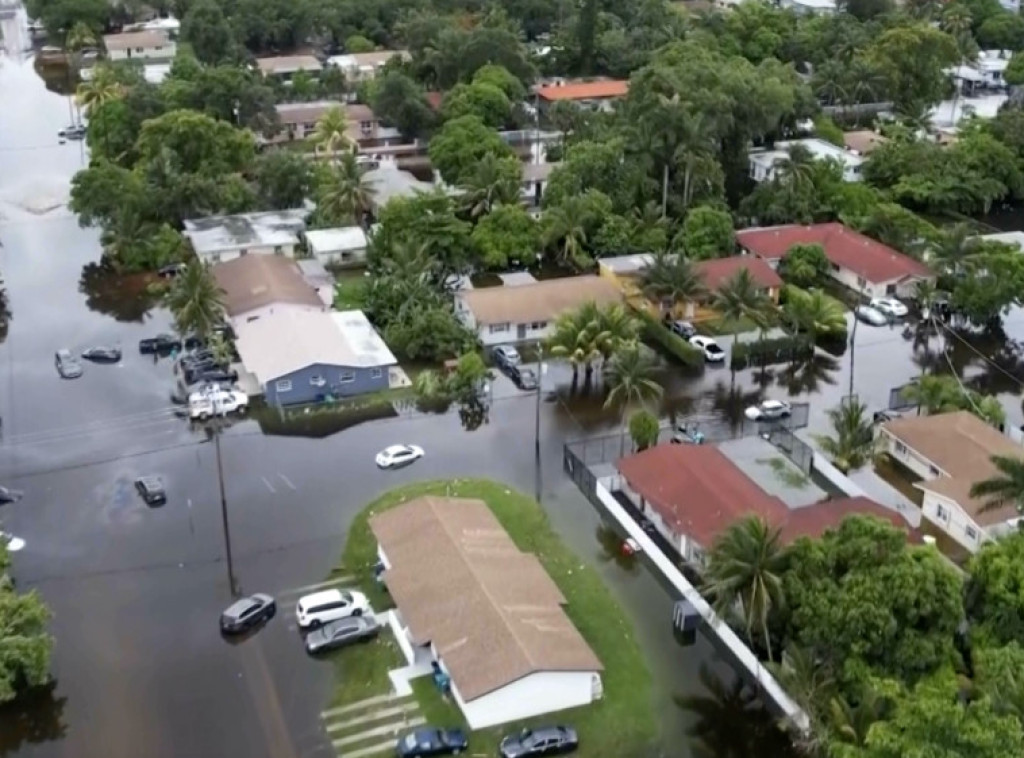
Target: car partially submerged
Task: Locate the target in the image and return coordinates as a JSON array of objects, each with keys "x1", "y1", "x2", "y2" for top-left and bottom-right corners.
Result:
[
  {"x1": 499, "y1": 726, "x2": 579, "y2": 758},
  {"x1": 81, "y1": 346, "x2": 122, "y2": 363},
  {"x1": 220, "y1": 593, "x2": 276, "y2": 635}
]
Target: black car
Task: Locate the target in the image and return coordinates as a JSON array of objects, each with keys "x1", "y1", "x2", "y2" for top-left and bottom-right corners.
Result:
[
  {"x1": 183, "y1": 335, "x2": 204, "y2": 351},
  {"x1": 873, "y1": 409, "x2": 901, "y2": 425},
  {"x1": 499, "y1": 726, "x2": 578, "y2": 758},
  {"x1": 304, "y1": 616, "x2": 381, "y2": 654},
  {"x1": 139, "y1": 334, "x2": 182, "y2": 354},
  {"x1": 190, "y1": 367, "x2": 238, "y2": 385},
  {"x1": 510, "y1": 365, "x2": 539, "y2": 391},
  {"x1": 55, "y1": 349, "x2": 84, "y2": 379},
  {"x1": 0, "y1": 486, "x2": 24, "y2": 504},
  {"x1": 134, "y1": 476, "x2": 167, "y2": 506},
  {"x1": 81, "y1": 346, "x2": 122, "y2": 363},
  {"x1": 59, "y1": 124, "x2": 87, "y2": 140},
  {"x1": 220, "y1": 593, "x2": 276, "y2": 635},
  {"x1": 395, "y1": 727, "x2": 469, "y2": 758}
]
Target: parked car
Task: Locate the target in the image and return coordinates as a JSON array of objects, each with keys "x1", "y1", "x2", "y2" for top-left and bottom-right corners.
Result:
[
  {"x1": 744, "y1": 399, "x2": 792, "y2": 421},
  {"x1": 869, "y1": 297, "x2": 908, "y2": 319},
  {"x1": 1, "y1": 532, "x2": 26, "y2": 552},
  {"x1": 375, "y1": 444, "x2": 424, "y2": 469},
  {"x1": 492, "y1": 345, "x2": 521, "y2": 368},
  {"x1": 854, "y1": 305, "x2": 888, "y2": 326},
  {"x1": 304, "y1": 615, "x2": 381, "y2": 654},
  {"x1": 220, "y1": 593, "x2": 276, "y2": 635},
  {"x1": 499, "y1": 726, "x2": 579, "y2": 758},
  {"x1": 396, "y1": 727, "x2": 469, "y2": 758},
  {"x1": 873, "y1": 409, "x2": 901, "y2": 425},
  {"x1": 509, "y1": 365, "x2": 539, "y2": 390},
  {"x1": 296, "y1": 589, "x2": 370, "y2": 629},
  {"x1": 669, "y1": 320, "x2": 696, "y2": 339},
  {"x1": 688, "y1": 335, "x2": 726, "y2": 363},
  {"x1": 0, "y1": 486, "x2": 24, "y2": 504},
  {"x1": 185, "y1": 366, "x2": 238, "y2": 385},
  {"x1": 58, "y1": 124, "x2": 86, "y2": 140},
  {"x1": 54, "y1": 349, "x2": 83, "y2": 379},
  {"x1": 183, "y1": 335, "x2": 204, "y2": 351},
  {"x1": 188, "y1": 389, "x2": 248, "y2": 421},
  {"x1": 158, "y1": 263, "x2": 186, "y2": 278},
  {"x1": 139, "y1": 334, "x2": 182, "y2": 354},
  {"x1": 80, "y1": 346, "x2": 122, "y2": 363},
  {"x1": 134, "y1": 476, "x2": 167, "y2": 505}
]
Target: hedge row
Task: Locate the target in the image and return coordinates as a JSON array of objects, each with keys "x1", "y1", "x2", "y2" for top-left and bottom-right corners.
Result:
[
  {"x1": 635, "y1": 310, "x2": 705, "y2": 368},
  {"x1": 731, "y1": 334, "x2": 813, "y2": 370}
]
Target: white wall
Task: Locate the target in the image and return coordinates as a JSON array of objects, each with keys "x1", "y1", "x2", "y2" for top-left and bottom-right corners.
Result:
[
  {"x1": 196, "y1": 243, "x2": 298, "y2": 264},
  {"x1": 313, "y1": 246, "x2": 367, "y2": 266},
  {"x1": 478, "y1": 321, "x2": 553, "y2": 347},
  {"x1": 453, "y1": 671, "x2": 600, "y2": 729},
  {"x1": 920, "y1": 489, "x2": 988, "y2": 553},
  {"x1": 108, "y1": 40, "x2": 176, "y2": 61},
  {"x1": 881, "y1": 433, "x2": 943, "y2": 481}
]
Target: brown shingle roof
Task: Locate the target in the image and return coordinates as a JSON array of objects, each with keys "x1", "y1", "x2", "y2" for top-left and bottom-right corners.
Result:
[
  {"x1": 370, "y1": 497, "x2": 602, "y2": 701},
  {"x1": 256, "y1": 55, "x2": 323, "y2": 75},
  {"x1": 460, "y1": 276, "x2": 621, "y2": 326},
  {"x1": 881, "y1": 410, "x2": 1023, "y2": 525},
  {"x1": 211, "y1": 255, "x2": 323, "y2": 317},
  {"x1": 693, "y1": 255, "x2": 783, "y2": 292},
  {"x1": 536, "y1": 80, "x2": 628, "y2": 102},
  {"x1": 275, "y1": 100, "x2": 346, "y2": 126},
  {"x1": 843, "y1": 130, "x2": 887, "y2": 156}
]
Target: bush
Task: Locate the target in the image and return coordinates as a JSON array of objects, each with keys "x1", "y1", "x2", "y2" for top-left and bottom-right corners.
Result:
[
  {"x1": 731, "y1": 334, "x2": 813, "y2": 370},
  {"x1": 635, "y1": 310, "x2": 704, "y2": 368}
]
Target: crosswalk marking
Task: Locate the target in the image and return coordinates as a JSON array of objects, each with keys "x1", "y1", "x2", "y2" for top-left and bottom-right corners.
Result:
[
  {"x1": 331, "y1": 716, "x2": 426, "y2": 749},
  {"x1": 278, "y1": 575, "x2": 356, "y2": 601},
  {"x1": 324, "y1": 702, "x2": 419, "y2": 733},
  {"x1": 320, "y1": 693, "x2": 413, "y2": 720}
]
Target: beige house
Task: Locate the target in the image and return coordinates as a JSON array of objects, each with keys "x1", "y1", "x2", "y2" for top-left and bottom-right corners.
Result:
[
  {"x1": 211, "y1": 254, "x2": 324, "y2": 328},
  {"x1": 256, "y1": 55, "x2": 323, "y2": 79},
  {"x1": 880, "y1": 411, "x2": 1024, "y2": 553},
  {"x1": 103, "y1": 30, "x2": 175, "y2": 61},
  {"x1": 266, "y1": 101, "x2": 401, "y2": 151},
  {"x1": 326, "y1": 50, "x2": 410, "y2": 82}
]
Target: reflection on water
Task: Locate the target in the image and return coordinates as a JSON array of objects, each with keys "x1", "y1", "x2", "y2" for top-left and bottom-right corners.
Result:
[
  {"x1": 0, "y1": 681, "x2": 68, "y2": 756},
  {"x1": 254, "y1": 401, "x2": 398, "y2": 438},
  {"x1": 78, "y1": 263, "x2": 163, "y2": 323},
  {"x1": 594, "y1": 522, "x2": 642, "y2": 574},
  {"x1": 777, "y1": 353, "x2": 839, "y2": 396},
  {"x1": 707, "y1": 381, "x2": 761, "y2": 430}
]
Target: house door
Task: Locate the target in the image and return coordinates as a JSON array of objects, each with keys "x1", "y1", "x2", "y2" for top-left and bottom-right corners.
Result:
[{"x1": 517, "y1": 323, "x2": 527, "y2": 340}]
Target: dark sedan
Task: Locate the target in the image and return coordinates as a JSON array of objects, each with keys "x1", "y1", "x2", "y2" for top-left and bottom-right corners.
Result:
[
  {"x1": 499, "y1": 726, "x2": 578, "y2": 758},
  {"x1": 220, "y1": 594, "x2": 276, "y2": 635},
  {"x1": 396, "y1": 727, "x2": 469, "y2": 758},
  {"x1": 305, "y1": 615, "x2": 381, "y2": 654},
  {"x1": 81, "y1": 346, "x2": 122, "y2": 363},
  {"x1": 510, "y1": 366, "x2": 539, "y2": 391},
  {"x1": 189, "y1": 366, "x2": 238, "y2": 385},
  {"x1": 0, "y1": 486, "x2": 23, "y2": 504},
  {"x1": 139, "y1": 334, "x2": 182, "y2": 354}
]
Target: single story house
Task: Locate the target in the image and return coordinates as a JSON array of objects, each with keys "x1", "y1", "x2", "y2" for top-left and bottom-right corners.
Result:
[
  {"x1": 304, "y1": 227, "x2": 368, "y2": 266},
  {"x1": 233, "y1": 309, "x2": 396, "y2": 406},
  {"x1": 842, "y1": 130, "x2": 887, "y2": 156},
  {"x1": 879, "y1": 411, "x2": 1024, "y2": 553},
  {"x1": 535, "y1": 79, "x2": 628, "y2": 111},
  {"x1": 616, "y1": 444, "x2": 915, "y2": 566},
  {"x1": 103, "y1": 30, "x2": 175, "y2": 61},
  {"x1": 737, "y1": 222, "x2": 934, "y2": 299},
  {"x1": 370, "y1": 496, "x2": 603, "y2": 729},
  {"x1": 456, "y1": 276, "x2": 622, "y2": 346},
  {"x1": 256, "y1": 54, "x2": 323, "y2": 79},
  {"x1": 749, "y1": 138, "x2": 863, "y2": 183},
  {"x1": 211, "y1": 254, "x2": 324, "y2": 327},
  {"x1": 946, "y1": 50, "x2": 1011, "y2": 94},
  {"x1": 327, "y1": 50, "x2": 410, "y2": 83},
  {"x1": 183, "y1": 209, "x2": 308, "y2": 264},
  {"x1": 265, "y1": 102, "x2": 400, "y2": 150}
]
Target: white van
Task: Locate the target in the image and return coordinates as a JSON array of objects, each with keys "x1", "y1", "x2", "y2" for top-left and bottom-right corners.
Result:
[{"x1": 188, "y1": 389, "x2": 249, "y2": 421}]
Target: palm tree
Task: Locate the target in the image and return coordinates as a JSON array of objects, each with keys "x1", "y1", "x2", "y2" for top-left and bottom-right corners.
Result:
[
  {"x1": 65, "y1": 21, "x2": 97, "y2": 123},
  {"x1": 903, "y1": 374, "x2": 959, "y2": 414},
  {"x1": 640, "y1": 252, "x2": 706, "y2": 317},
  {"x1": 310, "y1": 107, "x2": 355, "y2": 157},
  {"x1": 930, "y1": 223, "x2": 980, "y2": 279},
  {"x1": 76, "y1": 66, "x2": 124, "y2": 115},
  {"x1": 164, "y1": 263, "x2": 227, "y2": 339},
  {"x1": 782, "y1": 287, "x2": 846, "y2": 343},
  {"x1": 542, "y1": 197, "x2": 592, "y2": 270},
  {"x1": 315, "y1": 154, "x2": 375, "y2": 226},
  {"x1": 594, "y1": 303, "x2": 640, "y2": 363},
  {"x1": 813, "y1": 60, "x2": 849, "y2": 108},
  {"x1": 603, "y1": 343, "x2": 663, "y2": 455},
  {"x1": 970, "y1": 455, "x2": 1024, "y2": 516},
  {"x1": 772, "y1": 144, "x2": 817, "y2": 192},
  {"x1": 546, "y1": 302, "x2": 604, "y2": 382},
  {"x1": 459, "y1": 153, "x2": 521, "y2": 218},
  {"x1": 713, "y1": 270, "x2": 772, "y2": 351},
  {"x1": 703, "y1": 516, "x2": 788, "y2": 662},
  {"x1": 814, "y1": 398, "x2": 877, "y2": 473}
]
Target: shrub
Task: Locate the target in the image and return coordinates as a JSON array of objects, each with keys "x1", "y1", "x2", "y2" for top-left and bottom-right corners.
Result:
[
  {"x1": 731, "y1": 334, "x2": 813, "y2": 370},
  {"x1": 635, "y1": 310, "x2": 704, "y2": 368}
]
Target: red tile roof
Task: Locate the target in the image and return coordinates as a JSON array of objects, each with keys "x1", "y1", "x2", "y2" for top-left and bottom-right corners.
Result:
[
  {"x1": 693, "y1": 255, "x2": 783, "y2": 293},
  {"x1": 736, "y1": 223, "x2": 931, "y2": 285},
  {"x1": 536, "y1": 80, "x2": 629, "y2": 102},
  {"x1": 777, "y1": 496, "x2": 921, "y2": 544}
]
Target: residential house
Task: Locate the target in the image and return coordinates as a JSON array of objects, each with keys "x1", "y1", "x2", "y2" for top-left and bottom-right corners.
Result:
[
  {"x1": 364, "y1": 161, "x2": 436, "y2": 213},
  {"x1": 256, "y1": 55, "x2": 323, "y2": 81},
  {"x1": 81, "y1": 62, "x2": 171, "y2": 84},
  {"x1": 183, "y1": 209, "x2": 308, "y2": 264},
  {"x1": 535, "y1": 80, "x2": 628, "y2": 112},
  {"x1": 371, "y1": 496, "x2": 603, "y2": 729},
  {"x1": 522, "y1": 162, "x2": 558, "y2": 210},
  {"x1": 947, "y1": 51, "x2": 1011, "y2": 95},
  {"x1": 327, "y1": 50, "x2": 410, "y2": 83},
  {"x1": 266, "y1": 101, "x2": 401, "y2": 151},
  {"x1": 737, "y1": 222, "x2": 934, "y2": 299},
  {"x1": 842, "y1": 130, "x2": 887, "y2": 156},
  {"x1": 778, "y1": 0, "x2": 836, "y2": 13},
  {"x1": 211, "y1": 254, "x2": 324, "y2": 328},
  {"x1": 456, "y1": 276, "x2": 622, "y2": 346},
  {"x1": 103, "y1": 30, "x2": 175, "y2": 61},
  {"x1": 616, "y1": 444, "x2": 916, "y2": 566},
  {"x1": 879, "y1": 411, "x2": 1024, "y2": 553},
  {"x1": 304, "y1": 227, "x2": 368, "y2": 266},
  {"x1": 748, "y1": 138, "x2": 864, "y2": 183},
  {"x1": 597, "y1": 253, "x2": 782, "y2": 319},
  {"x1": 234, "y1": 309, "x2": 397, "y2": 406}
]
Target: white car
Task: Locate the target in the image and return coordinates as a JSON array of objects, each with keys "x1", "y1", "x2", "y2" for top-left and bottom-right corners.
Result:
[
  {"x1": 855, "y1": 305, "x2": 888, "y2": 326},
  {"x1": 1, "y1": 532, "x2": 25, "y2": 552},
  {"x1": 296, "y1": 589, "x2": 370, "y2": 629},
  {"x1": 375, "y1": 444, "x2": 424, "y2": 469},
  {"x1": 188, "y1": 389, "x2": 249, "y2": 421},
  {"x1": 689, "y1": 335, "x2": 726, "y2": 362},
  {"x1": 869, "y1": 297, "x2": 908, "y2": 318},
  {"x1": 492, "y1": 345, "x2": 521, "y2": 367},
  {"x1": 744, "y1": 399, "x2": 792, "y2": 421}
]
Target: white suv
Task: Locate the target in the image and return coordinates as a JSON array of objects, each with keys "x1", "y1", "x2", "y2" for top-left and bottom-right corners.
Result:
[
  {"x1": 296, "y1": 589, "x2": 370, "y2": 629},
  {"x1": 188, "y1": 389, "x2": 249, "y2": 421},
  {"x1": 869, "y1": 297, "x2": 908, "y2": 318}
]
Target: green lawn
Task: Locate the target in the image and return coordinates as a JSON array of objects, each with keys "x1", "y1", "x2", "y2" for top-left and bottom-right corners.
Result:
[
  {"x1": 340, "y1": 479, "x2": 659, "y2": 758},
  {"x1": 326, "y1": 628, "x2": 407, "y2": 708},
  {"x1": 333, "y1": 273, "x2": 368, "y2": 310},
  {"x1": 698, "y1": 313, "x2": 761, "y2": 336}
]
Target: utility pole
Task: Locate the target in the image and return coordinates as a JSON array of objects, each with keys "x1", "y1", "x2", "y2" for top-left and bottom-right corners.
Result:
[
  {"x1": 213, "y1": 426, "x2": 240, "y2": 598},
  {"x1": 534, "y1": 342, "x2": 543, "y2": 504}
]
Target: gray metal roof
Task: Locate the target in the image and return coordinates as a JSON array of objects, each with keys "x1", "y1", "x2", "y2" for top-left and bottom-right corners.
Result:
[{"x1": 183, "y1": 210, "x2": 308, "y2": 256}]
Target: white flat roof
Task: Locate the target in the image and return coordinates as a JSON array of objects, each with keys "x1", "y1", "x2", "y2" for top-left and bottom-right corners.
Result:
[
  {"x1": 930, "y1": 94, "x2": 1008, "y2": 128},
  {"x1": 183, "y1": 210, "x2": 307, "y2": 255},
  {"x1": 751, "y1": 138, "x2": 863, "y2": 168},
  {"x1": 597, "y1": 253, "x2": 659, "y2": 275},
  {"x1": 791, "y1": 0, "x2": 836, "y2": 8},
  {"x1": 981, "y1": 231, "x2": 1024, "y2": 251},
  {"x1": 305, "y1": 227, "x2": 367, "y2": 254}
]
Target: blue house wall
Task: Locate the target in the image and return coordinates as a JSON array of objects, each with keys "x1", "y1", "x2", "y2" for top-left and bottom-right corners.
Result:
[{"x1": 264, "y1": 362, "x2": 390, "y2": 406}]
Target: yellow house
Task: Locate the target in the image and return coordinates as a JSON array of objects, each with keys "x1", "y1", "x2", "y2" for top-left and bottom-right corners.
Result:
[{"x1": 597, "y1": 253, "x2": 782, "y2": 322}]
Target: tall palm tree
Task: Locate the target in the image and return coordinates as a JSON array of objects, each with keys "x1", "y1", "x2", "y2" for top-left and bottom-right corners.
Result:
[
  {"x1": 931, "y1": 223, "x2": 980, "y2": 279},
  {"x1": 65, "y1": 21, "x2": 98, "y2": 124},
  {"x1": 164, "y1": 263, "x2": 227, "y2": 339},
  {"x1": 310, "y1": 107, "x2": 355, "y2": 157},
  {"x1": 903, "y1": 374, "x2": 959, "y2": 414},
  {"x1": 813, "y1": 60, "x2": 849, "y2": 108},
  {"x1": 603, "y1": 343, "x2": 663, "y2": 455},
  {"x1": 970, "y1": 455, "x2": 1024, "y2": 516},
  {"x1": 542, "y1": 197, "x2": 592, "y2": 270},
  {"x1": 772, "y1": 144, "x2": 817, "y2": 192},
  {"x1": 814, "y1": 398, "x2": 877, "y2": 473},
  {"x1": 459, "y1": 153, "x2": 521, "y2": 218},
  {"x1": 594, "y1": 303, "x2": 640, "y2": 364},
  {"x1": 703, "y1": 516, "x2": 788, "y2": 662},
  {"x1": 640, "y1": 252, "x2": 706, "y2": 316},
  {"x1": 782, "y1": 287, "x2": 846, "y2": 343},
  {"x1": 713, "y1": 270, "x2": 772, "y2": 350},
  {"x1": 315, "y1": 154, "x2": 375, "y2": 226},
  {"x1": 76, "y1": 66, "x2": 124, "y2": 115},
  {"x1": 546, "y1": 302, "x2": 604, "y2": 382}
]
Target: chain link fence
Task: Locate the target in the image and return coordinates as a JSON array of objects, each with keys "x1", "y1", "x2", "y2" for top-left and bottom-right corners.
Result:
[{"x1": 889, "y1": 383, "x2": 920, "y2": 412}]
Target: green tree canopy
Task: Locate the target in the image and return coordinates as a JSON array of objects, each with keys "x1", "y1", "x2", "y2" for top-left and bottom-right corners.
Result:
[
  {"x1": 471, "y1": 204, "x2": 541, "y2": 269},
  {"x1": 440, "y1": 81, "x2": 512, "y2": 128},
  {"x1": 428, "y1": 115, "x2": 516, "y2": 185},
  {"x1": 180, "y1": 0, "x2": 237, "y2": 65},
  {"x1": 370, "y1": 71, "x2": 437, "y2": 140},
  {"x1": 681, "y1": 206, "x2": 735, "y2": 260},
  {"x1": 778, "y1": 243, "x2": 830, "y2": 288},
  {"x1": 966, "y1": 530, "x2": 1024, "y2": 646}
]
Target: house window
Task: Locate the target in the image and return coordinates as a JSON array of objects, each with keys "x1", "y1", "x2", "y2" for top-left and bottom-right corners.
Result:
[
  {"x1": 936, "y1": 504, "x2": 949, "y2": 522},
  {"x1": 135, "y1": 47, "x2": 144, "y2": 53},
  {"x1": 690, "y1": 545, "x2": 706, "y2": 565},
  {"x1": 370, "y1": 368, "x2": 383, "y2": 379},
  {"x1": 338, "y1": 370, "x2": 356, "y2": 383},
  {"x1": 530, "y1": 321, "x2": 547, "y2": 330},
  {"x1": 489, "y1": 323, "x2": 510, "y2": 334},
  {"x1": 274, "y1": 246, "x2": 283, "y2": 255},
  {"x1": 856, "y1": 276, "x2": 867, "y2": 288},
  {"x1": 929, "y1": 465, "x2": 941, "y2": 477},
  {"x1": 309, "y1": 374, "x2": 326, "y2": 387},
  {"x1": 276, "y1": 379, "x2": 293, "y2": 393},
  {"x1": 239, "y1": 249, "x2": 248, "y2": 256},
  {"x1": 966, "y1": 525, "x2": 978, "y2": 540},
  {"x1": 360, "y1": 120, "x2": 373, "y2": 131},
  {"x1": 340, "y1": 251, "x2": 353, "y2": 261},
  {"x1": 895, "y1": 441, "x2": 907, "y2": 455},
  {"x1": 830, "y1": 262, "x2": 840, "y2": 272}
]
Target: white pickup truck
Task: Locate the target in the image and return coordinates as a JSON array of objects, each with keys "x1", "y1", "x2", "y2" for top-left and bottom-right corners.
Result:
[{"x1": 188, "y1": 389, "x2": 249, "y2": 421}]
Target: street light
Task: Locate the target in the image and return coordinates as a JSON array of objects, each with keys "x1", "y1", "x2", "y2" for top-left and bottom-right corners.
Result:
[
  {"x1": 534, "y1": 342, "x2": 543, "y2": 504},
  {"x1": 203, "y1": 422, "x2": 240, "y2": 598}
]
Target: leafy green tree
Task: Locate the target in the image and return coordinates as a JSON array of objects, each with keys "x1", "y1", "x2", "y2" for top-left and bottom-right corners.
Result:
[
  {"x1": 428, "y1": 115, "x2": 515, "y2": 185},
  {"x1": 681, "y1": 206, "x2": 735, "y2": 260},
  {"x1": 374, "y1": 191, "x2": 473, "y2": 285},
  {"x1": 75, "y1": 65, "x2": 123, "y2": 116},
  {"x1": 814, "y1": 398, "x2": 876, "y2": 473},
  {"x1": 255, "y1": 151, "x2": 312, "y2": 210},
  {"x1": 471, "y1": 204, "x2": 540, "y2": 269},
  {"x1": 313, "y1": 153, "x2": 375, "y2": 227},
  {"x1": 543, "y1": 139, "x2": 645, "y2": 213},
  {"x1": 976, "y1": 14, "x2": 1024, "y2": 52},
  {"x1": 440, "y1": 82, "x2": 512, "y2": 128},
  {"x1": 382, "y1": 303, "x2": 475, "y2": 362},
  {"x1": 27, "y1": 0, "x2": 109, "y2": 42},
  {"x1": 447, "y1": 351, "x2": 490, "y2": 403},
  {"x1": 903, "y1": 374, "x2": 962, "y2": 414},
  {"x1": 778, "y1": 243, "x2": 829, "y2": 288},
  {"x1": 628, "y1": 409, "x2": 660, "y2": 452},
  {"x1": 471, "y1": 64, "x2": 526, "y2": 103},
  {"x1": 165, "y1": 263, "x2": 226, "y2": 338},
  {"x1": 86, "y1": 82, "x2": 165, "y2": 165},
  {"x1": 704, "y1": 516, "x2": 788, "y2": 662},
  {"x1": 1007, "y1": 51, "x2": 1024, "y2": 86},
  {"x1": 966, "y1": 530, "x2": 1024, "y2": 646},
  {"x1": 309, "y1": 107, "x2": 354, "y2": 157},
  {"x1": 70, "y1": 160, "x2": 146, "y2": 228},
  {"x1": 540, "y1": 190, "x2": 609, "y2": 270},
  {"x1": 163, "y1": 62, "x2": 279, "y2": 135},
  {"x1": 458, "y1": 153, "x2": 522, "y2": 218},
  {"x1": 604, "y1": 343, "x2": 663, "y2": 455},
  {"x1": 370, "y1": 71, "x2": 436, "y2": 140},
  {"x1": 180, "y1": 0, "x2": 236, "y2": 65},
  {"x1": 868, "y1": 24, "x2": 960, "y2": 116},
  {"x1": 0, "y1": 542, "x2": 52, "y2": 703},
  {"x1": 969, "y1": 458, "x2": 1024, "y2": 522},
  {"x1": 782, "y1": 286, "x2": 847, "y2": 342},
  {"x1": 951, "y1": 246, "x2": 1024, "y2": 326},
  {"x1": 344, "y1": 34, "x2": 375, "y2": 53},
  {"x1": 136, "y1": 109, "x2": 255, "y2": 177},
  {"x1": 546, "y1": 301, "x2": 605, "y2": 382},
  {"x1": 973, "y1": 641, "x2": 1024, "y2": 720},
  {"x1": 640, "y1": 252, "x2": 706, "y2": 314}
]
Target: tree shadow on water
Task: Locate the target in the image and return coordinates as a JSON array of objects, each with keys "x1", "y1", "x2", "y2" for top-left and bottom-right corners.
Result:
[
  {"x1": 79, "y1": 262, "x2": 163, "y2": 323},
  {"x1": 0, "y1": 680, "x2": 69, "y2": 756}
]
